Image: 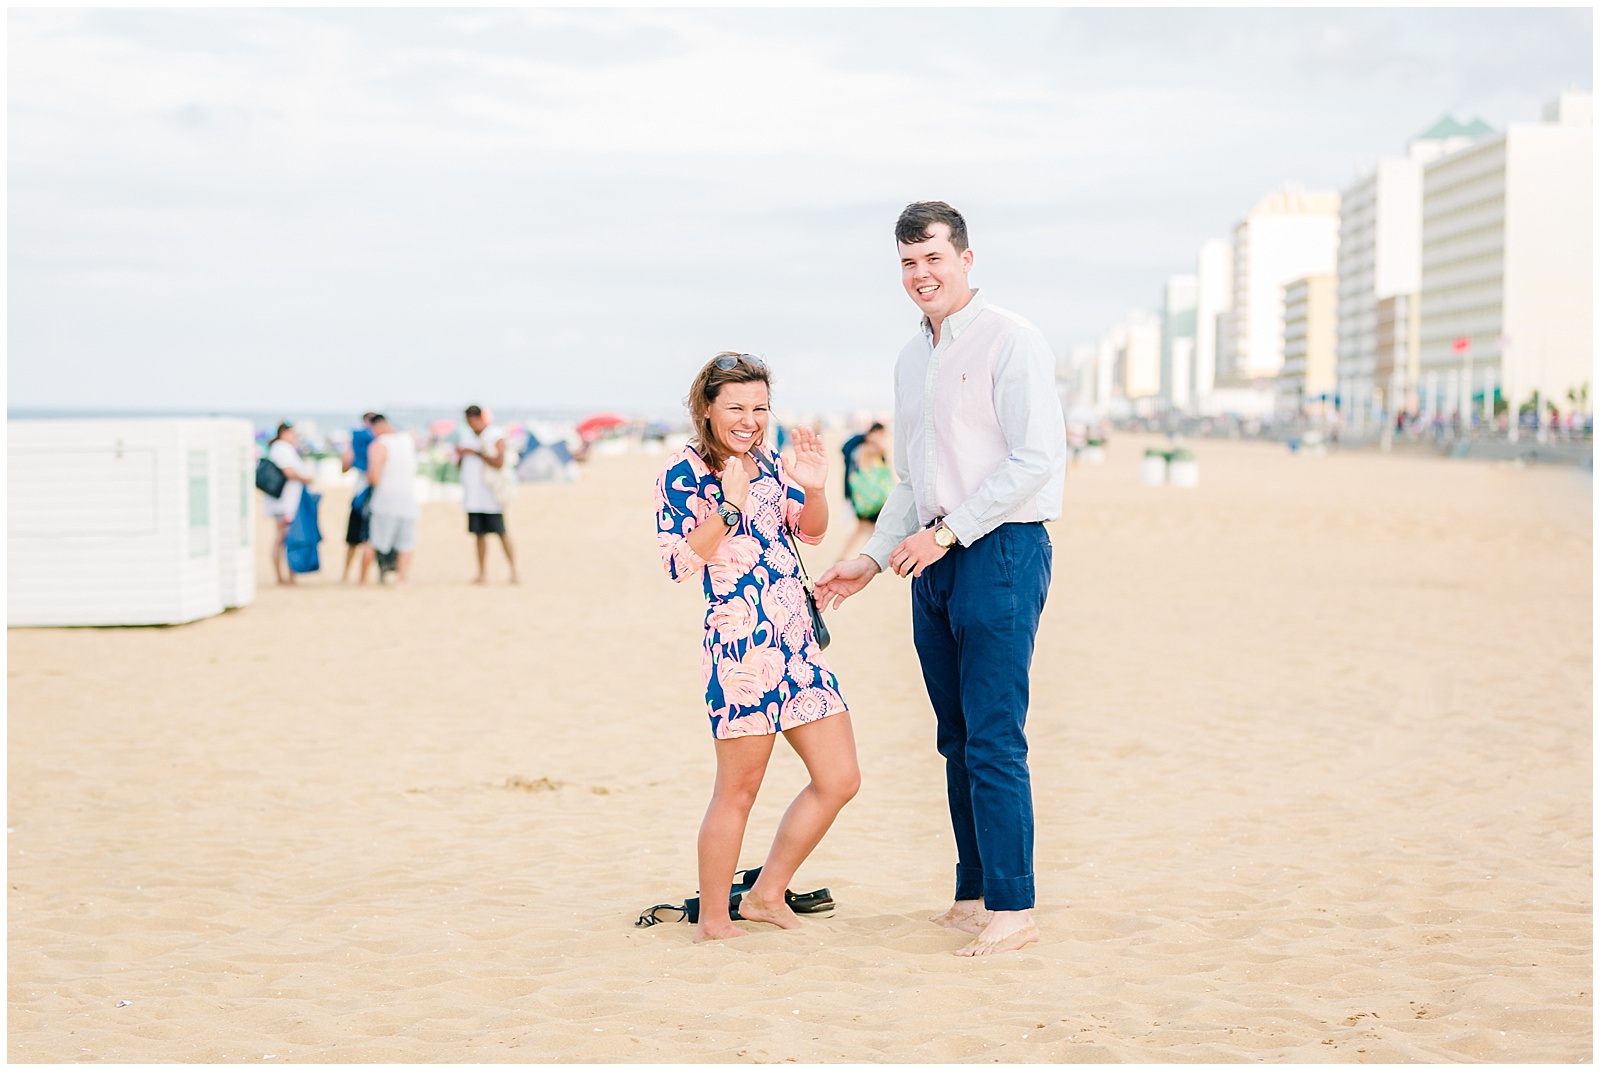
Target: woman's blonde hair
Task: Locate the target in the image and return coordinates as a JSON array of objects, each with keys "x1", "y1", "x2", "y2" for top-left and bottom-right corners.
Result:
[{"x1": 687, "y1": 352, "x2": 771, "y2": 471}]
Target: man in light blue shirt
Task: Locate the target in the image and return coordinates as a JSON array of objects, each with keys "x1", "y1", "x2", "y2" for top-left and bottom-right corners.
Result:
[{"x1": 817, "y1": 201, "x2": 1066, "y2": 956}]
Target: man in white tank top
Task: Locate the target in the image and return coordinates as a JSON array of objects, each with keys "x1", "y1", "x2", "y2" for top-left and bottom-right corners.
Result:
[{"x1": 360, "y1": 414, "x2": 421, "y2": 585}]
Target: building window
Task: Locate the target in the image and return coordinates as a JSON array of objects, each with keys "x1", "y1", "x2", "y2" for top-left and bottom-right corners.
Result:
[{"x1": 188, "y1": 450, "x2": 210, "y2": 558}]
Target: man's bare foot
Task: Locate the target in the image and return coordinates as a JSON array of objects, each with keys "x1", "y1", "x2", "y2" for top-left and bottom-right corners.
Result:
[
  {"x1": 953, "y1": 909, "x2": 1039, "y2": 957},
  {"x1": 736, "y1": 889, "x2": 802, "y2": 930},
  {"x1": 931, "y1": 899, "x2": 991, "y2": 934},
  {"x1": 693, "y1": 920, "x2": 748, "y2": 942}
]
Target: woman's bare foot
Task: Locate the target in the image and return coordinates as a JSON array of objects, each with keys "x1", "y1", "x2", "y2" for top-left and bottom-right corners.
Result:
[
  {"x1": 953, "y1": 909, "x2": 1039, "y2": 957},
  {"x1": 931, "y1": 900, "x2": 991, "y2": 934},
  {"x1": 736, "y1": 889, "x2": 802, "y2": 930},
  {"x1": 693, "y1": 919, "x2": 748, "y2": 942}
]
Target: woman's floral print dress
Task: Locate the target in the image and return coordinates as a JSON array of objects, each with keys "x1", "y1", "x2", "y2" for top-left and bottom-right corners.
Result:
[{"x1": 656, "y1": 445, "x2": 849, "y2": 739}]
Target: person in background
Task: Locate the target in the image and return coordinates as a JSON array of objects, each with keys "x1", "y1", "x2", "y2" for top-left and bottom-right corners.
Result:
[
  {"x1": 457, "y1": 404, "x2": 519, "y2": 584},
  {"x1": 771, "y1": 420, "x2": 791, "y2": 459},
  {"x1": 836, "y1": 422, "x2": 894, "y2": 564},
  {"x1": 263, "y1": 421, "x2": 316, "y2": 586},
  {"x1": 339, "y1": 412, "x2": 378, "y2": 582},
  {"x1": 361, "y1": 414, "x2": 420, "y2": 586}
]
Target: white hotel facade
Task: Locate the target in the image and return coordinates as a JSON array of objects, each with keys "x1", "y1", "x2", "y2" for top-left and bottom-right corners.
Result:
[
  {"x1": 1217, "y1": 186, "x2": 1340, "y2": 415},
  {"x1": 1417, "y1": 91, "x2": 1593, "y2": 424}
]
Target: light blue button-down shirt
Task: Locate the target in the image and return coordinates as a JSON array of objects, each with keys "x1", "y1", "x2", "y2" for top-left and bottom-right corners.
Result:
[{"x1": 862, "y1": 290, "x2": 1067, "y2": 572}]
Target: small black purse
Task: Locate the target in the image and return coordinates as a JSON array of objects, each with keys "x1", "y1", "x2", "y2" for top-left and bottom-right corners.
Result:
[{"x1": 792, "y1": 540, "x2": 831, "y2": 651}]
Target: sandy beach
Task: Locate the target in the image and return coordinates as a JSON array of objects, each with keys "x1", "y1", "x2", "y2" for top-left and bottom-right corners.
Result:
[{"x1": 8, "y1": 433, "x2": 1591, "y2": 1063}]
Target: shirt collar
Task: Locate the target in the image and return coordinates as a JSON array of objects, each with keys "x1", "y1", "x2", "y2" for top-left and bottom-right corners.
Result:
[{"x1": 921, "y1": 288, "x2": 987, "y2": 344}]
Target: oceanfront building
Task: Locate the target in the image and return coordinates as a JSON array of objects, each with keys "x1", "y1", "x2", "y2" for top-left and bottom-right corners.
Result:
[
  {"x1": 1218, "y1": 185, "x2": 1341, "y2": 414},
  {"x1": 1160, "y1": 275, "x2": 1198, "y2": 412},
  {"x1": 1192, "y1": 238, "x2": 1233, "y2": 414},
  {"x1": 1059, "y1": 343, "x2": 1099, "y2": 419},
  {"x1": 1121, "y1": 310, "x2": 1163, "y2": 409},
  {"x1": 1417, "y1": 91, "x2": 1593, "y2": 427},
  {"x1": 1277, "y1": 275, "x2": 1338, "y2": 418},
  {"x1": 1334, "y1": 117, "x2": 1490, "y2": 431}
]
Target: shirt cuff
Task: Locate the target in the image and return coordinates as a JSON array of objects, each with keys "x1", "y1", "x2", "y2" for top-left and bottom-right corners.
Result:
[
  {"x1": 942, "y1": 511, "x2": 983, "y2": 548},
  {"x1": 860, "y1": 534, "x2": 895, "y2": 573}
]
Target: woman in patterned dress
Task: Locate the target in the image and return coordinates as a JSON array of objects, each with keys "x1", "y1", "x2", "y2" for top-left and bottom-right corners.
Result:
[{"x1": 656, "y1": 352, "x2": 860, "y2": 943}]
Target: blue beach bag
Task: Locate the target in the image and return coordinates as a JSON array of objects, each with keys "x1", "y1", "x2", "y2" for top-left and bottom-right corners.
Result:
[{"x1": 286, "y1": 490, "x2": 322, "y2": 574}]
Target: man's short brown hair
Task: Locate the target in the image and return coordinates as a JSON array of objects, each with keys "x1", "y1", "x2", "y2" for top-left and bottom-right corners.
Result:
[{"x1": 895, "y1": 201, "x2": 968, "y2": 253}]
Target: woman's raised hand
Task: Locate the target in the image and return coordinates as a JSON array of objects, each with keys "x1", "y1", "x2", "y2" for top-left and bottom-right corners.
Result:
[
  {"x1": 788, "y1": 426, "x2": 828, "y2": 492},
  {"x1": 720, "y1": 455, "x2": 750, "y2": 509}
]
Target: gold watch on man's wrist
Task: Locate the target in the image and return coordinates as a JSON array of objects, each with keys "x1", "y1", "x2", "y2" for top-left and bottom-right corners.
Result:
[{"x1": 933, "y1": 523, "x2": 958, "y2": 549}]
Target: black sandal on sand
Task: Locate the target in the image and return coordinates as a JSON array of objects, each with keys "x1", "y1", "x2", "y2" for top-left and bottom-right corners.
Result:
[
  {"x1": 634, "y1": 870, "x2": 835, "y2": 928},
  {"x1": 635, "y1": 903, "x2": 690, "y2": 927}
]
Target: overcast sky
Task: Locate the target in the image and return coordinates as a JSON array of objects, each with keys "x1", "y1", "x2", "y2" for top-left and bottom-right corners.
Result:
[{"x1": 8, "y1": 7, "x2": 1592, "y2": 418}]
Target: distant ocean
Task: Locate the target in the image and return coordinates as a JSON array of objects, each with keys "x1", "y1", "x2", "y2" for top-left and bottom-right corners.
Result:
[{"x1": 8, "y1": 405, "x2": 677, "y2": 433}]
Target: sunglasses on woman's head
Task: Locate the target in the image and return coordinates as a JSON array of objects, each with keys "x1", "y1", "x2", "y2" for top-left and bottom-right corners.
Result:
[{"x1": 713, "y1": 353, "x2": 765, "y2": 371}]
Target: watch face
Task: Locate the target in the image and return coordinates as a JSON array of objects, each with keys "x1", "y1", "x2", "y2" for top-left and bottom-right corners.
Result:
[{"x1": 936, "y1": 526, "x2": 955, "y2": 547}]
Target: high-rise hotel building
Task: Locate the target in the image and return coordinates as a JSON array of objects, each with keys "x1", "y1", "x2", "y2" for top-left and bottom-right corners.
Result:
[
  {"x1": 1222, "y1": 186, "x2": 1341, "y2": 394},
  {"x1": 1335, "y1": 119, "x2": 1489, "y2": 428},
  {"x1": 1418, "y1": 91, "x2": 1593, "y2": 422}
]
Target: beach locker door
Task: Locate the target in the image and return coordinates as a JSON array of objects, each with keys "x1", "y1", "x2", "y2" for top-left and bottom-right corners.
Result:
[
  {"x1": 211, "y1": 419, "x2": 257, "y2": 609},
  {"x1": 173, "y1": 420, "x2": 225, "y2": 625}
]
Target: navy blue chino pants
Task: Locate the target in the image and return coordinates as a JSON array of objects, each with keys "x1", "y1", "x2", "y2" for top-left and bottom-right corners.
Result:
[{"x1": 911, "y1": 521, "x2": 1052, "y2": 912}]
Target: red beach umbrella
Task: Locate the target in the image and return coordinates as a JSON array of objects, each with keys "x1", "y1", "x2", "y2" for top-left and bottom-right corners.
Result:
[{"x1": 576, "y1": 413, "x2": 627, "y2": 441}]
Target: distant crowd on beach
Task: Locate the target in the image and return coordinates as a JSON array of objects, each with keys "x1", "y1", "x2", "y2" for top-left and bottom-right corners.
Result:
[
  {"x1": 256, "y1": 404, "x2": 904, "y2": 588},
  {"x1": 257, "y1": 405, "x2": 526, "y2": 587}
]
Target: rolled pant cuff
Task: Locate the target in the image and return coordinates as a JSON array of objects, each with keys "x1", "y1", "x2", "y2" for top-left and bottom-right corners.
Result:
[
  {"x1": 981, "y1": 875, "x2": 1035, "y2": 912},
  {"x1": 953, "y1": 865, "x2": 985, "y2": 903}
]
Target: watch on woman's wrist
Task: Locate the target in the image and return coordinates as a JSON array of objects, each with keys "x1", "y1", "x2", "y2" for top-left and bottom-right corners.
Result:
[{"x1": 717, "y1": 501, "x2": 742, "y2": 528}]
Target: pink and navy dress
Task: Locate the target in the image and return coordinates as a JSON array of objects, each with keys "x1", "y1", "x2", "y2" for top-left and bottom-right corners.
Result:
[{"x1": 656, "y1": 445, "x2": 849, "y2": 740}]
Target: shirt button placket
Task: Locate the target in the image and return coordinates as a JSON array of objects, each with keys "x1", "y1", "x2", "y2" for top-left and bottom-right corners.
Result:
[{"x1": 923, "y1": 337, "x2": 942, "y2": 521}]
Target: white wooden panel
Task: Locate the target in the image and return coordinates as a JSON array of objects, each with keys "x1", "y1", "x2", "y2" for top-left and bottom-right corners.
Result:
[
  {"x1": 7, "y1": 418, "x2": 246, "y2": 627},
  {"x1": 8, "y1": 447, "x2": 160, "y2": 536}
]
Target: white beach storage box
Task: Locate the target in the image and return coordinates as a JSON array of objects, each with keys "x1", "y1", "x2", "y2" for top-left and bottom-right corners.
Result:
[{"x1": 8, "y1": 418, "x2": 257, "y2": 627}]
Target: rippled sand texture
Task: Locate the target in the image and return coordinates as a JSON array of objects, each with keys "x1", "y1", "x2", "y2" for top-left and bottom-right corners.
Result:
[{"x1": 9, "y1": 434, "x2": 1591, "y2": 1062}]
